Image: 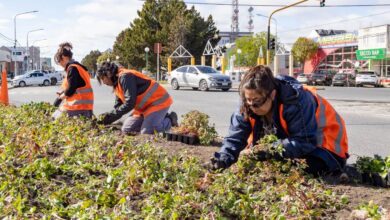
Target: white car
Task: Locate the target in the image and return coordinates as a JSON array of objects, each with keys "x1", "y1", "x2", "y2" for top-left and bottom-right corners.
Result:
[
  {"x1": 355, "y1": 71, "x2": 380, "y2": 87},
  {"x1": 297, "y1": 73, "x2": 312, "y2": 85},
  {"x1": 11, "y1": 72, "x2": 51, "y2": 87},
  {"x1": 45, "y1": 71, "x2": 64, "y2": 85},
  {"x1": 169, "y1": 65, "x2": 232, "y2": 91}
]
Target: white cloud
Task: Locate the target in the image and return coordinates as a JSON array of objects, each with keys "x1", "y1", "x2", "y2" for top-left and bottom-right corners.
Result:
[{"x1": 48, "y1": 0, "x2": 144, "y2": 65}]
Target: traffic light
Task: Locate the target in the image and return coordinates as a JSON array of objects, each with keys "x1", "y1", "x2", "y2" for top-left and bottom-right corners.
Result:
[
  {"x1": 269, "y1": 38, "x2": 276, "y2": 50},
  {"x1": 320, "y1": 0, "x2": 325, "y2": 7}
]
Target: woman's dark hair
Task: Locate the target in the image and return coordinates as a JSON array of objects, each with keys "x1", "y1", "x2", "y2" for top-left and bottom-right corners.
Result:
[
  {"x1": 239, "y1": 65, "x2": 277, "y2": 120},
  {"x1": 96, "y1": 61, "x2": 119, "y2": 86},
  {"x1": 54, "y1": 42, "x2": 73, "y2": 64}
]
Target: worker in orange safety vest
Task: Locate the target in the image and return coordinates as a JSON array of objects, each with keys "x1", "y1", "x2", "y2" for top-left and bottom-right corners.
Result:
[
  {"x1": 96, "y1": 62, "x2": 178, "y2": 134},
  {"x1": 210, "y1": 65, "x2": 349, "y2": 175},
  {"x1": 52, "y1": 42, "x2": 94, "y2": 119}
]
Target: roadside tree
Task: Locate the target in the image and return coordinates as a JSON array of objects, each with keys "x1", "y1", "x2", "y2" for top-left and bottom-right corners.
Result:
[
  {"x1": 229, "y1": 32, "x2": 272, "y2": 67},
  {"x1": 113, "y1": 0, "x2": 219, "y2": 71},
  {"x1": 81, "y1": 50, "x2": 101, "y2": 73},
  {"x1": 97, "y1": 51, "x2": 116, "y2": 64},
  {"x1": 291, "y1": 37, "x2": 319, "y2": 71}
]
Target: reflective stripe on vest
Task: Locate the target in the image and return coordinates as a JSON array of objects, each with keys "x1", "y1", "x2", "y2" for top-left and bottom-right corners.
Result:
[
  {"x1": 61, "y1": 64, "x2": 94, "y2": 111},
  {"x1": 114, "y1": 68, "x2": 173, "y2": 116},
  {"x1": 74, "y1": 88, "x2": 93, "y2": 95},
  {"x1": 278, "y1": 87, "x2": 348, "y2": 159}
]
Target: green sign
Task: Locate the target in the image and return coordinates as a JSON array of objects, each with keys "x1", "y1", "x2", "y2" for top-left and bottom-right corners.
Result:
[{"x1": 356, "y1": 48, "x2": 387, "y2": 60}]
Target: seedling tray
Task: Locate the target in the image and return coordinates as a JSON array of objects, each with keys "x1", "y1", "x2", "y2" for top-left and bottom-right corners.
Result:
[
  {"x1": 164, "y1": 131, "x2": 199, "y2": 145},
  {"x1": 361, "y1": 171, "x2": 390, "y2": 188}
]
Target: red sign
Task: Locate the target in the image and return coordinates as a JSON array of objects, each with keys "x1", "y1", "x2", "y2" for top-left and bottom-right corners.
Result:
[{"x1": 154, "y1": 43, "x2": 162, "y2": 54}]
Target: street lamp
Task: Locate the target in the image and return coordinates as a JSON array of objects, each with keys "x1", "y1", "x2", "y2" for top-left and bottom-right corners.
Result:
[
  {"x1": 13, "y1": 10, "x2": 38, "y2": 75},
  {"x1": 26, "y1": 28, "x2": 43, "y2": 71},
  {"x1": 31, "y1": 38, "x2": 46, "y2": 70},
  {"x1": 144, "y1": 47, "x2": 150, "y2": 71}
]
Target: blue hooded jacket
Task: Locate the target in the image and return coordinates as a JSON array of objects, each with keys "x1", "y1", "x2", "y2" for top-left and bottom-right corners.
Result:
[{"x1": 216, "y1": 75, "x2": 347, "y2": 171}]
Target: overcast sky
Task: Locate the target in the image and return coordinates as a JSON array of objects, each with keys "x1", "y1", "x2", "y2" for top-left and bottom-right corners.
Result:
[{"x1": 0, "y1": 0, "x2": 389, "y2": 70}]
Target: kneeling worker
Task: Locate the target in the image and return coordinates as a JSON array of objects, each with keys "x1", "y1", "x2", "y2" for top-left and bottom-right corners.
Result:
[
  {"x1": 211, "y1": 65, "x2": 349, "y2": 175},
  {"x1": 96, "y1": 62, "x2": 177, "y2": 134}
]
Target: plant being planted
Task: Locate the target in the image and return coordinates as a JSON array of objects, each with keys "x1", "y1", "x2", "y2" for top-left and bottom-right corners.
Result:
[
  {"x1": 170, "y1": 110, "x2": 217, "y2": 145},
  {"x1": 356, "y1": 155, "x2": 390, "y2": 187}
]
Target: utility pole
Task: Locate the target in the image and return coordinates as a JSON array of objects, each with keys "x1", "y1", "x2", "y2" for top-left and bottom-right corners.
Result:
[{"x1": 266, "y1": 1, "x2": 308, "y2": 65}]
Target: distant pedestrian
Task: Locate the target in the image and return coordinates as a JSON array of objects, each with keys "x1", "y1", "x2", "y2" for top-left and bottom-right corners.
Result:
[
  {"x1": 96, "y1": 61, "x2": 178, "y2": 134},
  {"x1": 210, "y1": 65, "x2": 349, "y2": 176},
  {"x1": 52, "y1": 42, "x2": 94, "y2": 119}
]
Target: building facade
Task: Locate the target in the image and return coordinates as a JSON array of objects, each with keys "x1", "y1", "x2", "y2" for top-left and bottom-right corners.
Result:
[
  {"x1": 304, "y1": 30, "x2": 359, "y2": 74},
  {"x1": 40, "y1": 57, "x2": 53, "y2": 72},
  {"x1": 0, "y1": 47, "x2": 11, "y2": 74},
  {"x1": 357, "y1": 24, "x2": 390, "y2": 77}
]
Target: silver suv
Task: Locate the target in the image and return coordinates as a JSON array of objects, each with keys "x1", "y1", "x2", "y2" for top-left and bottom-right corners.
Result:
[
  {"x1": 169, "y1": 65, "x2": 232, "y2": 91},
  {"x1": 356, "y1": 71, "x2": 380, "y2": 87}
]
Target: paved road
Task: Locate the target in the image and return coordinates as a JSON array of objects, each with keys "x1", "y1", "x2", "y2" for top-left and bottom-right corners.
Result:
[{"x1": 8, "y1": 80, "x2": 390, "y2": 161}]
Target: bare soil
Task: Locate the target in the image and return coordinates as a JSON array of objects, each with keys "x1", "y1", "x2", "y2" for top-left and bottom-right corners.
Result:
[{"x1": 132, "y1": 134, "x2": 390, "y2": 219}]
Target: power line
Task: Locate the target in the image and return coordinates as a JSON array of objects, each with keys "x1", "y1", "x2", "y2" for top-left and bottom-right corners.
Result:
[
  {"x1": 182, "y1": 2, "x2": 390, "y2": 7},
  {"x1": 279, "y1": 10, "x2": 390, "y2": 34},
  {"x1": 0, "y1": 32, "x2": 14, "y2": 44}
]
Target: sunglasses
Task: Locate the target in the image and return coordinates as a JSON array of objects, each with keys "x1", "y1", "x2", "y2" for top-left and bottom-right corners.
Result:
[{"x1": 246, "y1": 91, "x2": 272, "y2": 108}]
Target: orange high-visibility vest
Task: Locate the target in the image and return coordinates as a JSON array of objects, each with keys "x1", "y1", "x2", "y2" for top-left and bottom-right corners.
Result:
[
  {"x1": 247, "y1": 87, "x2": 349, "y2": 159},
  {"x1": 247, "y1": 118, "x2": 256, "y2": 148},
  {"x1": 61, "y1": 64, "x2": 94, "y2": 111},
  {"x1": 114, "y1": 68, "x2": 173, "y2": 117}
]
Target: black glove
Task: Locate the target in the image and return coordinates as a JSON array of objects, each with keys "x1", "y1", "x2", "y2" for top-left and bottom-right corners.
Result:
[
  {"x1": 53, "y1": 97, "x2": 62, "y2": 107},
  {"x1": 209, "y1": 157, "x2": 228, "y2": 171},
  {"x1": 254, "y1": 150, "x2": 271, "y2": 161},
  {"x1": 97, "y1": 113, "x2": 113, "y2": 125}
]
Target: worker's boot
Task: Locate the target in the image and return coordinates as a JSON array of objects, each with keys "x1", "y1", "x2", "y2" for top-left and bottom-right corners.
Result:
[{"x1": 167, "y1": 111, "x2": 178, "y2": 127}]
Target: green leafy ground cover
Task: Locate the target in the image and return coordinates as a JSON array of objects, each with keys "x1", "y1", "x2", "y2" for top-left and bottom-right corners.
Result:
[{"x1": 0, "y1": 103, "x2": 366, "y2": 219}]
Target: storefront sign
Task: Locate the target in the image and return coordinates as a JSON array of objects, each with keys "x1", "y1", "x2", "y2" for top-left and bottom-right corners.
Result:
[
  {"x1": 356, "y1": 48, "x2": 387, "y2": 60},
  {"x1": 316, "y1": 33, "x2": 358, "y2": 48}
]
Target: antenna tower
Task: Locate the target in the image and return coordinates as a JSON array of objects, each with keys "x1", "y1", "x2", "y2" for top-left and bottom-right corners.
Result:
[{"x1": 231, "y1": 0, "x2": 239, "y2": 41}]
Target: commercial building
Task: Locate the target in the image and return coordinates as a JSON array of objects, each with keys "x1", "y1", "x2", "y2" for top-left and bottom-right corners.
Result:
[
  {"x1": 304, "y1": 29, "x2": 359, "y2": 74},
  {"x1": 356, "y1": 24, "x2": 390, "y2": 77},
  {"x1": 0, "y1": 47, "x2": 11, "y2": 73}
]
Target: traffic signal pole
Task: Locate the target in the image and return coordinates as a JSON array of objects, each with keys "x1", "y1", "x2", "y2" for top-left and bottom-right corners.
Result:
[{"x1": 266, "y1": 0, "x2": 308, "y2": 65}]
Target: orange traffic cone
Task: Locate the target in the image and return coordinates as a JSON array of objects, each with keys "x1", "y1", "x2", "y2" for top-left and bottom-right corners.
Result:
[{"x1": 0, "y1": 68, "x2": 9, "y2": 105}]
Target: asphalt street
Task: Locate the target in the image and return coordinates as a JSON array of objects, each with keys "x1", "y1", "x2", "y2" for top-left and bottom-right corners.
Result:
[{"x1": 7, "y1": 80, "x2": 390, "y2": 161}]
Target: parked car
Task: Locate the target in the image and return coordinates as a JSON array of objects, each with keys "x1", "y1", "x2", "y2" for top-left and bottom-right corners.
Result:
[
  {"x1": 169, "y1": 65, "x2": 232, "y2": 91},
  {"x1": 297, "y1": 73, "x2": 312, "y2": 85},
  {"x1": 11, "y1": 71, "x2": 51, "y2": 87},
  {"x1": 355, "y1": 71, "x2": 380, "y2": 87},
  {"x1": 311, "y1": 70, "x2": 333, "y2": 86},
  {"x1": 332, "y1": 73, "x2": 356, "y2": 87},
  {"x1": 45, "y1": 71, "x2": 64, "y2": 85},
  {"x1": 0, "y1": 76, "x2": 12, "y2": 84}
]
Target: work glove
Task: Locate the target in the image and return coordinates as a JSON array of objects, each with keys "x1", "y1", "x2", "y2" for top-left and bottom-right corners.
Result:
[
  {"x1": 53, "y1": 97, "x2": 62, "y2": 107},
  {"x1": 97, "y1": 113, "x2": 114, "y2": 125},
  {"x1": 209, "y1": 157, "x2": 229, "y2": 171},
  {"x1": 253, "y1": 150, "x2": 271, "y2": 161},
  {"x1": 251, "y1": 140, "x2": 284, "y2": 161}
]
